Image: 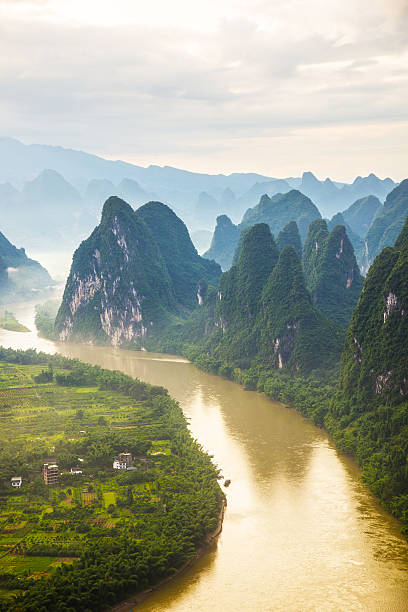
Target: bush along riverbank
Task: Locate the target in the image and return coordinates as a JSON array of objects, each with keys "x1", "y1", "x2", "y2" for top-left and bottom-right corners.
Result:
[
  {"x1": 145, "y1": 218, "x2": 408, "y2": 536},
  {"x1": 0, "y1": 347, "x2": 224, "y2": 611},
  {"x1": 165, "y1": 346, "x2": 408, "y2": 535}
]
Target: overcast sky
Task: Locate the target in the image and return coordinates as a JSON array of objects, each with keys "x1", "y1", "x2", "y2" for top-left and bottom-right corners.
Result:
[{"x1": 0, "y1": 0, "x2": 407, "y2": 181}]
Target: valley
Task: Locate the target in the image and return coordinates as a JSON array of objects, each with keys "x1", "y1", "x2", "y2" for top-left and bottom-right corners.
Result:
[{"x1": 1, "y1": 309, "x2": 408, "y2": 611}]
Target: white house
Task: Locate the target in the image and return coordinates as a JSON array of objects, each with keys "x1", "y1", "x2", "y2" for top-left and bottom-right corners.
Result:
[
  {"x1": 70, "y1": 467, "x2": 83, "y2": 475},
  {"x1": 118, "y1": 452, "x2": 133, "y2": 467},
  {"x1": 11, "y1": 476, "x2": 22, "y2": 488},
  {"x1": 113, "y1": 459, "x2": 127, "y2": 470}
]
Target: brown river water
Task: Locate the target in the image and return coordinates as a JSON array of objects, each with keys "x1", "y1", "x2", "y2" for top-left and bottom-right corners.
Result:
[{"x1": 1, "y1": 301, "x2": 408, "y2": 611}]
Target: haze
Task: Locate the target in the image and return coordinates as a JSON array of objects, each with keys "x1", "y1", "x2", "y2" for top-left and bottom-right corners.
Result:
[{"x1": 0, "y1": 0, "x2": 407, "y2": 180}]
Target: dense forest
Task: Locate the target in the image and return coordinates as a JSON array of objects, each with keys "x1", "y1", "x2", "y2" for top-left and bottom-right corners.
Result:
[{"x1": 0, "y1": 348, "x2": 223, "y2": 610}]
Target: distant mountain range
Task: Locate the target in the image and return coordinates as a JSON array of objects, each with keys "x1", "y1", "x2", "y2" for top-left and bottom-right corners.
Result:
[
  {"x1": 205, "y1": 190, "x2": 321, "y2": 270},
  {"x1": 0, "y1": 137, "x2": 398, "y2": 252}
]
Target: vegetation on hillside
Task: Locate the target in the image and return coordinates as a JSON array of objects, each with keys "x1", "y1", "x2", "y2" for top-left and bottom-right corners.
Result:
[
  {"x1": 55, "y1": 197, "x2": 221, "y2": 346},
  {"x1": 276, "y1": 221, "x2": 302, "y2": 257},
  {"x1": 150, "y1": 225, "x2": 343, "y2": 375},
  {"x1": 0, "y1": 312, "x2": 30, "y2": 333},
  {"x1": 204, "y1": 215, "x2": 240, "y2": 271},
  {"x1": 144, "y1": 215, "x2": 408, "y2": 536},
  {"x1": 0, "y1": 231, "x2": 52, "y2": 302},
  {"x1": 169, "y1": 217, "x2": 408, "y2": 533},
  {"x1": 342, "y1": 195, "x2": 382, "y2": 238},
  {"x1": 364, "y1": 179, "x2": 408, "y2": 268},
  {"x1": 0, "y1": 348, "x2": 222, "y2": 610},
  {"x1": 34, "y1": 300, "x2": 60, "y2": 339},
  {"x1": 204, "y1": 190, "x2": 321, "y2": 270},
  {"x1": 137, "y1": 201, "x2": 220, "y2": 309},
  {"x1": 302, "y1": 220, "x2": 364, "y2": 327}
]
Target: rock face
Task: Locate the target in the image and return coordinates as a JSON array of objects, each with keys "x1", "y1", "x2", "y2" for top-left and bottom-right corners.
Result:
[
  {"x1": 0, "y1": 229, "x2": 52, "y2": 301},
  {"x1": 339, "y1": 215, "x2": 408, "y2": 405},
  {"x1": 204, "y1": 190, "x2": 321, "y2": 270},
  {"x1": 363, "y1": 179, "x2": 408, "y2": 271},
  {"x1": 302, "y1": 220, "x2": 364, "y2": 327},
  {"x1": 55, "y1": 197, "x2": 221, "y2": 345}
]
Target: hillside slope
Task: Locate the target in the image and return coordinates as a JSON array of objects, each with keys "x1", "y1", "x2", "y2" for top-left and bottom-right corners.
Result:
[{"x1": 55, "y1": 197, "x2": 221, "y2": 345}]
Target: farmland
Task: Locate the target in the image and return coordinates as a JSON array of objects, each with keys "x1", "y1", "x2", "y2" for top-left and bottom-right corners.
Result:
[{"x1": 0, "y1": 348, "x2": 223, "y2": 611}]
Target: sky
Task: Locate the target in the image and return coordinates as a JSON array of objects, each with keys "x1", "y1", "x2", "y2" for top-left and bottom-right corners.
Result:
[{"x1": 0, "y1": 0, "x2": 407, "y2": 181}]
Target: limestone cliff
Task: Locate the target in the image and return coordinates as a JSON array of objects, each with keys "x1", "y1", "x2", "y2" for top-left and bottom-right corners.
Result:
[
  {"x1": 340, "y1": 215, "x2": 408, "y2": 404},
  {"x1": 55, "y1": 197, "x2": 221, "y2": 345}
]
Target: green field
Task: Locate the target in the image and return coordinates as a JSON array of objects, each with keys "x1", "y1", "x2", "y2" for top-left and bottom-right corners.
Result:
[
  {"x1": 0, "y1": 312, "x2": 30, "y2": 333},
  {"x1": 0, "y1": 349, "x2": 223, "y2": 610}
]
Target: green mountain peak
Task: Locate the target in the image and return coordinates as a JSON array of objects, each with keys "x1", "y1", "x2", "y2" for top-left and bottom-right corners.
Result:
[
  {"x1": 258, "y1": 245, "x2": 342, "y2": 372},
  {"x1": 56, "y1": 197, "x2": 221, "y2": 345},
  {"x1": 302, "y1": 220, "x2": 363, "y2": 327},
  {"x1": 276, "y1": 220, "x2": 302, "y2": 257}
]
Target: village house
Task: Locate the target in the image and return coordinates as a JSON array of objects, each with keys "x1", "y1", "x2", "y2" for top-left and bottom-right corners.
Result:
[
  {"x1": 11, "y1": 476, "x2": 22, "y2": 488},
  {"x1": 118, "y1": 452, "x2": 133, "y2": 467},
  {"x1": 43, "y1": 463, "x2": 59, "y2": 486},
  {"x1": 113, "y1": 459, "x2": 127, "y2": 470}
]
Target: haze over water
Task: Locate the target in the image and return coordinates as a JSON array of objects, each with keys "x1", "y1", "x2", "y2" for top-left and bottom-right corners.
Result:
[{"x1": 1, "y1": 302, "x2": 408, "y2": 611}]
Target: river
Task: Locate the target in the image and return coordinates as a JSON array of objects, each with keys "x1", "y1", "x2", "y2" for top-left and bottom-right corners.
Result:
[{"x1": 1, "y1": 301, "x2": 408, "y2": 611}]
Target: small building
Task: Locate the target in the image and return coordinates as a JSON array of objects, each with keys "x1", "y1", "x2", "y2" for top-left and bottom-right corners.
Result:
[
  {"x1": 43, "y1": 463, "x2": 59, "y2": 486},
  {"x1": 118, "y1": 452, "x2": 133, "y2": 467},
  {"x1": 113, "y1": 459, "x2": 127, "y2": 470},
  {"x1": 70, "y1": 467, "x2": 83, "y2": 475},
  {"x1": 11, "y1": 476, "x2": 22, "y2": 488}
]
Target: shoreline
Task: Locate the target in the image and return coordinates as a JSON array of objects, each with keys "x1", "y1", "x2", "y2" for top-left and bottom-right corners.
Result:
[{"x1": 109, "y1": 497, "x2": 226, "y2": 612}]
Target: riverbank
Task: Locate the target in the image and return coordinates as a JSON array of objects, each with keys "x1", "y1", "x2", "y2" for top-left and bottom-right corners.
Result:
[
  {"x1": 0, "y1": 347, "x2": 225, "y2": 610},
  {"x1": 110, "y1": 498, "x2": 226, "y2": 612},
  {"x1": 180, "y1": 351, "x2": 408, "y2": 535},
  {"x1": 3, "y1": 319, "x2": 408, "y2": 610},
  {"x1": 31, "y1": 302, "x2": 408, "y2": 536}
]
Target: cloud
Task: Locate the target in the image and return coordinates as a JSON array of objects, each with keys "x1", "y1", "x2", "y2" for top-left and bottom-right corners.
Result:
[{"x1": 0, "y1": 0, "x2": 406, "y2": 179}]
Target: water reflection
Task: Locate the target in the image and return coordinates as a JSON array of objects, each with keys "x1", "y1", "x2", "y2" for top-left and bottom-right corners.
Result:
[{"x1": 1, "y1": 307, "x2": 408, "y2": 611}]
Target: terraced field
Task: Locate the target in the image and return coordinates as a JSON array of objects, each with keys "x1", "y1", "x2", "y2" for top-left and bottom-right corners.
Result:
[{"x1": 0, "y1": 351, "x2": 222, "y2": 610}]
